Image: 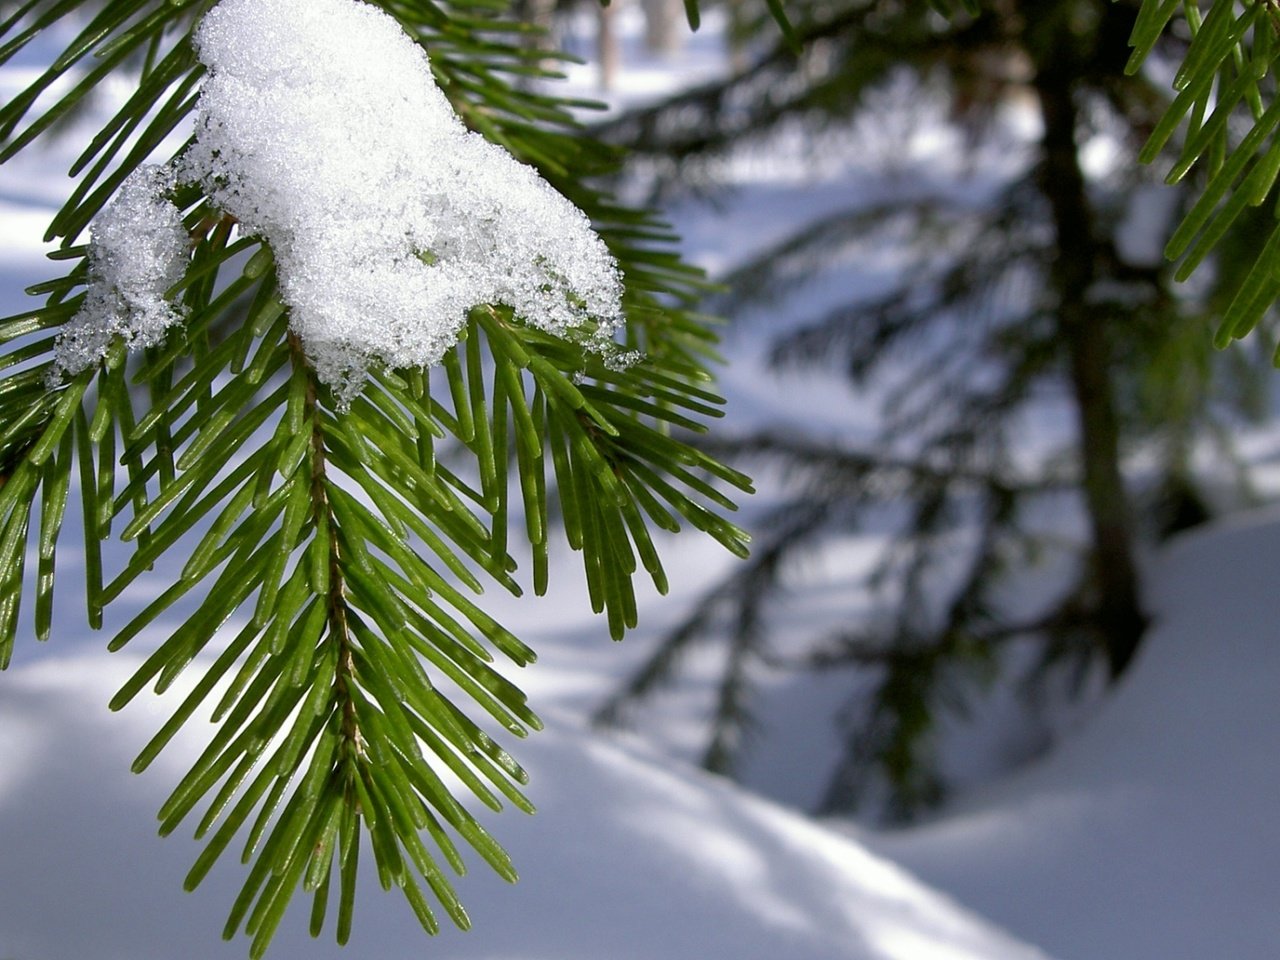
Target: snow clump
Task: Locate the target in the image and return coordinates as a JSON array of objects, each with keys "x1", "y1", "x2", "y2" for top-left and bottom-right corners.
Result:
[
  {"x1": 52, "y1": 165, "x2": 189, "y2": 376},
  {"x1": 55, "y1": 0, "x2": 624, "y2": 402}
]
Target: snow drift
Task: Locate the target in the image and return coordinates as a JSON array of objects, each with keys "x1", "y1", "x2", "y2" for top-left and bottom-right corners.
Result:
[
  {"x1": 0, "y1": 654, "x2": 1048, "y2": 960},
  {"x1": 867, "y1": 508, "x2": 1280, "y2": 960}
]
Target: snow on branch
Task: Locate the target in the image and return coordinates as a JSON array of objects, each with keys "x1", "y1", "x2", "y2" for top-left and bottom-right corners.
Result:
[
  {"x1": 51, "y1": 165, "x2": 189, "y2": 371},
  {"x1": 54, "y1": 0, "x2": 624, "y2": 402}
]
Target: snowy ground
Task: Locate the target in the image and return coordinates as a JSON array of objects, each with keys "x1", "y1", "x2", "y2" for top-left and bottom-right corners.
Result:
[
  {"x1": 0, "y1": 653, "x2": 1050, "y2": 960},
  {"x1": 2, "y1": 5, "x2": 1278, "y2": 960},
  {"x1": 865, "y1": 508, "x2": 1280, "y2": 960}
]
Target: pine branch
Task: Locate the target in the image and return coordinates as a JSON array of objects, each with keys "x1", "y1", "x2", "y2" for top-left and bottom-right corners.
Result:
[
  {"x1": 592, "y1": 2, "x2": 1013, "y2": 172},
  {"x1": 0, "y1": 0, "x2": 752, "y2": 953},
  {"x1": 1127, "y1": 0, "x2": 1280, "y2": 352},
  {"x1": 593, "y1": 498, "x2": 825, "y2": 749},
  {"x1": 700, "y1": 432, "x2": 1075, "y2": 498}
]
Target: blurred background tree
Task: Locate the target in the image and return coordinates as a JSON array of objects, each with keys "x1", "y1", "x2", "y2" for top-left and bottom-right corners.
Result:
[{"x1": 593, "y1": 0, "x2": 1276, "y2": 820}]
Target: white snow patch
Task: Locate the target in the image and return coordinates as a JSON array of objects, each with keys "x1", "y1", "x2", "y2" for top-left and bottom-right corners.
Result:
[
  {"x1": 0, "y1": 654, "x2": 1051, "y2": 960},
  {"x1": 51, "y1": 165, "x2": 189, "y2": 374},
  {"x1": 55, "y1": 0, "x2": 624, "y2": 401}
]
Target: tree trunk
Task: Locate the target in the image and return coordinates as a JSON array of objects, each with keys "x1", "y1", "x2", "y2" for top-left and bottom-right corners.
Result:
[
  {"x1": 598, "y1": 2, "x2": 619, "y2": 91},
  {"x1": 1030, "y1": 39, "x2": 1147, "y2": 678},
  {"x1": 641, "y1": 0, "x2": 685, "y2": 55}
]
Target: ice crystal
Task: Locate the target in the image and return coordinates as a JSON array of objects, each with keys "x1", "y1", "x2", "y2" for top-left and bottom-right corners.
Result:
[{"x1": 56, "y1": 0, "x2": 624, "y2": 400}]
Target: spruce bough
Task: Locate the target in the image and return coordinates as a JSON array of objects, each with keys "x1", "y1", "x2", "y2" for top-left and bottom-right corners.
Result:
[{"x1": 0, "y1": 0, "x2": 750, "y2": 953}]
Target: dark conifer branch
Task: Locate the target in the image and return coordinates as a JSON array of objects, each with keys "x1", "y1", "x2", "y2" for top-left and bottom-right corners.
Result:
[{"x1": 597, "y1": 0, "x2": 1278, "y2": 819}]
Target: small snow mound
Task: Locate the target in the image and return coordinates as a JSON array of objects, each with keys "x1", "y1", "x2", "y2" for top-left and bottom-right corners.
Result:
[
  {"x1": 52, "y1": 165, "x2": 188, "y2": 376},
  {"x1": 57, "y1": 0, "x2": 624, "y2": 402}
]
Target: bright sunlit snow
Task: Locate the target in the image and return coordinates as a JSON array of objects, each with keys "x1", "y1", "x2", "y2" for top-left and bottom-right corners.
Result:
[
  {"x1": 51, "y1": 165, "x2": 189, "y2": 375},
  {"x1": 55, "y1": 0, "x2": 623, "y2": 401}
]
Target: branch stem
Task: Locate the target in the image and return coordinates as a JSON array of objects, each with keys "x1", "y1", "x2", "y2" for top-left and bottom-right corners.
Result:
[{"x1": 289, "y1": 333, "x2": 364, "y2": 763}]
